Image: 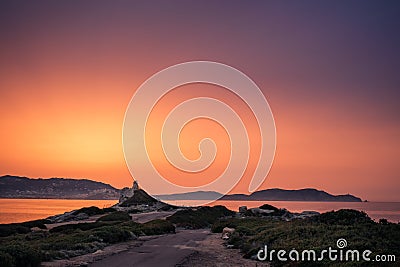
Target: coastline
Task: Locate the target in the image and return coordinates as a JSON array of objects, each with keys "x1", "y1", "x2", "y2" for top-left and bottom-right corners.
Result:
[
  {"x1": 1, "y1": 202, "x2": 399, "y2": 266},
  {"x1": 1, "y1": 198, "x2": 399, "y2": 224}
]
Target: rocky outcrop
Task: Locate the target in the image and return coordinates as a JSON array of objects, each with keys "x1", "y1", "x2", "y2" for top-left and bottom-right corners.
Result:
[
  {"x1": 222, "y1": 227, "x2": 235, "y2": 240},
  {"x1": 47, "y1": 211, "x2": 90, "y2": 223},
  {"x1": 241, "y1": 204, "x2": 321, "y2": 221},
  {"x1": 114, "y1": 183, "x2": 176, "y2": 212},
  {"x1": 238, "y1": 206, "x2": 247, "y2": 213}
]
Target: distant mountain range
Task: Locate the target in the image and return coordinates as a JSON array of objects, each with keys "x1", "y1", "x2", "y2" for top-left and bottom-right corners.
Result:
[
  {"x1": 0, "y1": 175, "x2": 362, "y2": 202},
  {"x1": 0, "y1": 175, "x2": 119, "y2": 200},
  {"x1": 157, "y1": 189, "x2": 362, "y2": 202},
  {"x1": 220, "y1": 188, "x2": 362, "y2": 202}
]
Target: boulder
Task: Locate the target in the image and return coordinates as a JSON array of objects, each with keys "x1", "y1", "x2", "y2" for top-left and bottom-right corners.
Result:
[
  {"x1": 250, "y1": 208, "x2": 275, "y2": 215},
  {"x1": 300, "y1": 211, "x2": 320, "y2": 216},
  {"x1": 222, "y1": 227, "x2": 235, "y2": 240},
  {"x1": 75, "y1": 212, "x2": 89, "y2": 220},
  {"x1": 239, "y1": 206, "x2": 247, "y2": 213}
]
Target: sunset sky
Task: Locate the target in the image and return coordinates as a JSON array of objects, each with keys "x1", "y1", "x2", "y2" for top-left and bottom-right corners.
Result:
[{"x1": 1, "y1": 1, "x2": 399, "y2": 201}]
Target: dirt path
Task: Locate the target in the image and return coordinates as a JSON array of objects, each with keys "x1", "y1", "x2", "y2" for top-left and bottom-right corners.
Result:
[
  {"x1": 42, "y1": 210, "x2": 266, "y2": 267},
  {"x1": 177, "y1": 232, "x2": 269, "y2": 267},
  {"x1": 90, "y1": 229, "x2": 209, "y2": 267},
  {"x1": 42, "y1": 229, "x2": 267, "y2": 267}
]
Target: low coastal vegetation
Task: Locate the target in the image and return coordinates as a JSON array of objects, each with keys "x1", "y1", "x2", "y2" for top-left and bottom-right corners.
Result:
[
  {"x1": 0, "y1": 205, "x2": 232, "y2": 266},
  {"x1": 0, "y1": 219, "x2": 50, "y2": 237},
  {"x1": 141, "y1": 219, "x2": 175, "y2": 235},
  {"x1": 72, "y1": 206, "x2": 115, "y2": 216},
  {"x1": 1, "y1": 204, "x2": 398, "y2": 267},
  {"x1": 166, "y1": 205, "x2": 235, "y2": 229},
  {"x1": 96, "y1": 211, "x2": 132, "y2": 222},
  {"x1": 0, "y1": 207, "x2": 174, "y2": 267},
  {"x1": 212, "y1": 209, "x2": 400, "y2": 266}
]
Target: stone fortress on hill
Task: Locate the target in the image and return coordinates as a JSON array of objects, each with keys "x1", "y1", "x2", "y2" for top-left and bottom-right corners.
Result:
[
  {"x1": 115, "y1": 180, "x2": 175, "y2": 211},
  {"x1": 118, "y1": 180, "x2": 140, "y2": 203}
]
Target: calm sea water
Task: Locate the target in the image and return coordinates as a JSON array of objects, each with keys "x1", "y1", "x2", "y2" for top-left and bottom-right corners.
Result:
[
  {"x1": 0, "y1": 199, "x2": 118, "y2": 224},
  {"x1": 0, "y1": 199, "x2": 399, "y2": 224}
]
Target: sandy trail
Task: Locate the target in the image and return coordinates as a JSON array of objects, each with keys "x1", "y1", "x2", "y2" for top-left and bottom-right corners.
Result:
[
  {"x1": 42, "y1": 211, "x2": 264, "y2": 267},
  {"x1": 177, "y1": 232, "x2": 269, "y2": 267},
  {"x1": 90, "y1": 229, "x2": 209, "y2": 267},
  {"x1": 42, "y1": 229, "x2": 265, "y2": 267}
]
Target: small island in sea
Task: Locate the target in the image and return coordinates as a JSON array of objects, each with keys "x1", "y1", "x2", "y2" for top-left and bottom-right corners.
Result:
[
  {"x1": 157, "y1": 188, "x2": 362, "y2": 202},
  {"x1": 0, "y1": 181, "x2": 398, "y2": 266}
]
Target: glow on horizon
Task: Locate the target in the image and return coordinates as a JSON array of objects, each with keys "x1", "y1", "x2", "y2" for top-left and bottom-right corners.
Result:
[{"x1": 0, "y1": 1, "x2": 399, "y2": 201}]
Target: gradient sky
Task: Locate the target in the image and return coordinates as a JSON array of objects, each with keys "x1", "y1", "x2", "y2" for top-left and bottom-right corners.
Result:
[{"x1": 0, "y1": 1, "x2": 399, "y2": 201}]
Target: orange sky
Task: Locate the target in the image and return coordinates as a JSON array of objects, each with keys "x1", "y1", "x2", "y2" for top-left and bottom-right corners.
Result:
[{"x1": 0, "y1": 1, "x2": 399, "y2": 201}]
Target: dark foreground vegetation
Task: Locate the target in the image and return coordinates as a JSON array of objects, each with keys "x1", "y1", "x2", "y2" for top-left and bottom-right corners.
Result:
[
  {"x1": 166, "y1": 205, "x2": 235, "y2": 229},
  {"x1": 0, "y1": 207, "x2": 175, "y2": 267},
  {"x1": 212, "y1": 209, "x2": 400, "y2": 266},
  {"x1": 0, "y1": 205, "x2": 233, "y2": 267},
  {"x1": 1, "y1": 205, "x2": 398, "y2": 267}
]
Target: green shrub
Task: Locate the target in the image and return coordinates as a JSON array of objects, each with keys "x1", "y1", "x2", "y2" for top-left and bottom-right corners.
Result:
[
  {"x1": 126, "y1": 208, "x2": 141, "y2": 214},
  {"x1": 0, "y1": 214, "x2": 175, "y2": 266},
  {"x1": 91, "y1": 226, "x2": 133, "y2": 243},
  {"x1": 142, "y1": 219, "x2": 175, "y2": 235},
  {"x1": 0, "y1": 251, "x2": 13, "y2": 267},
  {"x1": 167, "y1": 206, "x2": 235, "y2": 229},
  {"x1": 102, "y1": 207, "x2": 116, "y2": 213},
  {"x1": 210, "y1": 210, "x2": 400, "y2": 266},
  {"x1": 72, "y1": 206, "x2": 104, "y2": 216},
  {"x1": 0, "y1": 243, "x2": 41, "y2": 267},
  {"x1": 211, "y1": 218, "x2": 238, "y2": 233},
  {"x1": 119, "y1": 221, "x2": 143, "y2": 236},
  {"x1": 20, "y1": 219, "x2": 50, "y2": 229},
  {"x1": 158, "y1": 204, "x2": 179, "y2": 211},
  {"x1": 243, "y1": 209, "x2": 256, "y2": 217},
  {"x1": 49, "y1": 221, "x2": 115, "y2": 233},
  {"x1": 0, "y1": 225, "x2": 30, "y2": 237},
  {"x1": 311, "y1": 209, "x2": 373, "y2": 225},
  {"x1": 96, "y1": 211, "x2": 131, "y2": 222},
  {"x1": 0, "y1": 219, "x2": 50, "y2": 237}
]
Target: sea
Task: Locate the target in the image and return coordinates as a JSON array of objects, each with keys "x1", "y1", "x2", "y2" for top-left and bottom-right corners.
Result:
[
  {"x1": 0, "y1": 199, "x2": 117, "y2": 224},
  {"x1": 0, "y1": 199, "x2": 399, "y2": 224}
]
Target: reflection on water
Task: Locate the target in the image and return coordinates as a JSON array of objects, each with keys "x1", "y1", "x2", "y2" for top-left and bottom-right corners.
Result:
[
  {"x1": 0, "y1": 199, "x2": 117, "y2": 224},
  {"x1": 0, "y1": 199, "x2": 399, "y2": 224}
]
